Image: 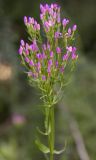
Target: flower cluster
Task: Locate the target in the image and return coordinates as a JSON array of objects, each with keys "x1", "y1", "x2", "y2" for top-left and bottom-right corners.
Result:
[
  {"x1": 18, "y1": 3, "x2": 78, "y2": 87},
  {"x1": 40, "y1": 4, "x2": 60, "y2": 32},
  {"x1": 18, "y1": 5, "x2": 78, "y2": 158},
  {"x1": 24, "y1": 16, "x2": 40, "y2": 31}
]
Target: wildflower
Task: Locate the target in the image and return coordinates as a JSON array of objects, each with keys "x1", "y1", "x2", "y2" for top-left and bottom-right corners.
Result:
[
  {"x1": 19, "y1": 3, "x2": 78, "y2": 84},
  {"x1": 63, "y1": 53, "x2": 69, "y2": 61},
  {"x1": 72, "y1": 24, "x2": 77, "y2": 31},
  {"x1": 24, "y1": 16, "x2": 27, "y2": 24},
  {"x1": 28, "y1": 17, "x2": 33, "y2": 24},
  {"x1": 72, "y1": 47, "x2": 77, "y2": 54},
  {"x1": 56, "y1": 47, "x2": 61, "y2": 54},
  {"x1": 26, "y1": 43, "x2": 29, "y2": 50},
  {"x1": 47, "y1": 66, "x2": 51, "y2": 73},
  {"x1": 18, "y1": 4, "x2": 78, "y2": 160},
  {"x1": 20, "y1": 39, "x2": 25, "y2": 46},
  {"x1": 42, "y1": 75, "x2": 46, "y2": 81},
  {"x1": 66, "y1": 46, "x2": 72, "y2": 52},
  {"x1": 34, "y1": 21, "x2": 40, "y2": 30},
  {"x1": 44, "y1": 21, "x2": 50, "y2": 31},
  {"x1": 37, "y1": 62, "x2": 41, "y2": 71},
  {"x1": 72, "y1": 47, "x2": 78, "y2": 60},
  {"x1": 68, "y1": 28, "x2": 72, "y2": 36},
  {"x1": 40, "y1": 14, "x2": 43, "y2": 20},
  {"x1": 40, "y1": 4, "x2": 45, "y2": 13},
  {"x1": 12, "y1": 113, "x2": 26, "y2": 126},
  {"x1": 72, "y1": 53, "x2": 78, "y2": 60},
  {"x1": 25, "y1": 49, "x2": 29, "y2": 55},
  {"x1": 62, "y1": 18, "x2": 69, "y2": 27},
  {"x1": 50, "y1": 51, "x2": 54, "y2": 58},
  {"x1": 29, "y1": 60, "x2": 34, "y2": 66},
  {"x1": 55, "y1": 32, "x2": 62, "y2": 39},
  {"x1": 48, "y1": 59, "x2": 53, "y2": 66},
  {"x1": 36, "y1": 53, "x2": 42, "y2": 59},
  {"x1": 31, "y1": 41, "x2": 39, "y2": 52},
  {"x1": 18, "y1": 46, "x2": 23, "y2": 55},
  {"x1": 25, "y1": 57, "x2": 30, "y2": 63}
]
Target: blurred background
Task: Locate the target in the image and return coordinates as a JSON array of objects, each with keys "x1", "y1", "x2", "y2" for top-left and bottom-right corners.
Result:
[{"x1": 0, "y1": 0, "x2": 96, "y2": 160}]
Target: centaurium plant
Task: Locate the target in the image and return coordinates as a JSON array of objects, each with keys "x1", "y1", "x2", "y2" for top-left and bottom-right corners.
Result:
[{"x1": 18, "y1": 3, "x2": 78, "y2": 160}]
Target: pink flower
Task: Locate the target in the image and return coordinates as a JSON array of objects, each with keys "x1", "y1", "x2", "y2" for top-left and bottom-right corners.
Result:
[
  {"x1": 40, "y1": 4, "x2": 45, "y2": 13},
  {"x1": 62, "y1": 18, "x2": 69, "y2": 27},
  {"x1": 72, "y1": 25, "x2": 77, "y2": 31},
  {"x1": 12, "y1": 113, "x2": 26, "y2": 125},
  {"x1": 20, "y1": 40, "x2": 25, "y2": 46},
  {"x1": 19, "y1": 3, "x2": 78, "y2": 82},
  {"x1": 72, "y1": 47, "x2": 78, "y2": 60},
  {"x1": 66, "y1": 46, "x2": 72, "y2": 52},
  {"x1": 48, "y1": 20, "x2": 54, "y2": 27},
  {"x1": 25, "y1": 49, "x2": 29, "y2": 55},
  {"x1": 72, "y1": 53, "x2": 78, "y2": 60},
  {"x1": 72, "y1": 47, "x2": 77, "y2": 54},
  {"x1": 42, "y1": 75, "x2": 46, "y2": 81},
  {"x1": 18, "y1": 46, "x2": 23, "y2": 55},
  {"x1": 44, "y1": 21, "x2": 49, "y2": 30},
  {"x1": 25, "y1": 57, "x2": 30, "y2": 63},
  {"x1": 40, "y1": 14, "x2": 43, "y2": 20},
  {"x1": 68, "y1": 28, "x2": 72, "y2": 36},
  {"x1": 29, "y1": 60, "x2": 34, "y2": 66},
  {"x1": 50, "y1": 51, "x2": 54, "y2": 58},
  {"x1": 48, "y1": 59, "x2": 53, "y2": 66},
  {"x1": 47, "y1": 66, "x2": 51, "y2": 73},
  {"x1": 63, "y1": 53, "x2": 69, "y2": 61},
  {"x1": 36, "y1": 53, "x2": 42, "y2": 59},
  {"x1": 55, "y1": 32, "x2": 62, "y2": 39},
  {"x1": 37, "y1": 62, "x2": 41, "y2": 71},
  {"x1": 56, "y1": 47, "x2": 61, "y2": 54},
  {"x1": 24, "y1": 16, "x2": 27, "y2": 24}
]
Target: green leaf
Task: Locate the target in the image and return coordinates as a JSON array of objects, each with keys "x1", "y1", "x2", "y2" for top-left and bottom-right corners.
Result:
[
  {"x1": 54, "y1": 141, "x2": 67, "y2": 155},
  {"x1": 54, "y1": 148, "x2": 66, "y2": 155},
  {"x1": 35, "y1": 139, "x2": 50, "y2": 154},
  {"x1": 37, "y1": 126, "x2": 51, "y2": 136}
]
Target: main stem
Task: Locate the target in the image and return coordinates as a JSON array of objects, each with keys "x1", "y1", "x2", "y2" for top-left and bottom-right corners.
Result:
[{"x1": 48, "y1": 106, "x2": 55, "y2": 160}]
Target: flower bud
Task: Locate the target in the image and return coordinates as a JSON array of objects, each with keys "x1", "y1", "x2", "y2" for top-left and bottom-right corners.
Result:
[
  {"x1": 50, "y1": 51, "x2": 54, "y2": 58},
  {"x1": 18, "y1": 46, "x2": 23, "y2": 55},
  {"x1": 56, "y1": 47, "x2": 61, "y2": 54},
  {"x1": 24, "y1": 16, "x2": 27, "y2": 24},
  {"x1": 72, "y1": 25, "x2": 77, "y2": 31},
  {"x1": 62, "y1": 18, "x2": 69, "y2": 27}
]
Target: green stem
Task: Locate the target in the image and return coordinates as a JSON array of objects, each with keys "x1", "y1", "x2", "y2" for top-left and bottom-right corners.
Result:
[{"x1": 48, "y1": 106, "x2": 55, "y2": 160}]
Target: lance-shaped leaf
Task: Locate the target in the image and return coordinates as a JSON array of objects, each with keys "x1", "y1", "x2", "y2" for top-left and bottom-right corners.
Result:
[
  {"x1": 36, "y1": 125, "x2": 51, "y2": 136},
  {"x1": 35, "y1": 139, "x2": 50, "y2": 154},
  {"x1": 54, "y1": 141, "x2": 67, "y2": 155},
  {"x1": 54, "y1": 148, "x2": 65, "y2": 155}
]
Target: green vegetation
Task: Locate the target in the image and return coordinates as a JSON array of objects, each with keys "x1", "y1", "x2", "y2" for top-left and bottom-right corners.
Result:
[{"x1": 0, "y1": 0, "x2": 96, "y2": 159}]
